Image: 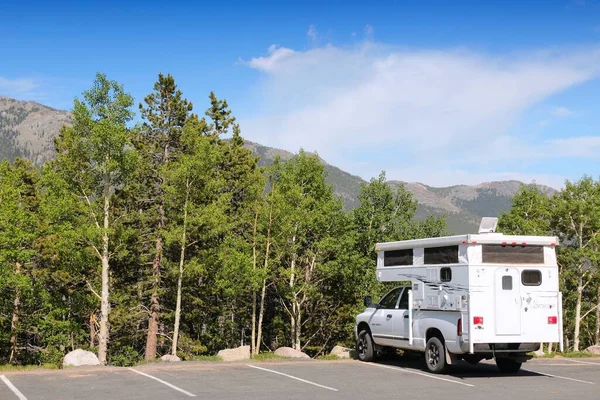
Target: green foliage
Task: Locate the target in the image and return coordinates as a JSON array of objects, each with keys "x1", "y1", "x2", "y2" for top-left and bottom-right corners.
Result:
[{"x1": 109, "y1": 345, "x2": 142, "y2": 367}]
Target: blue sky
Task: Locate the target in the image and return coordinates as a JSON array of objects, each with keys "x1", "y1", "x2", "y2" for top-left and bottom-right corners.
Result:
[{"x1": 1, "y1": 0, "x2": 600, "y2": 188}]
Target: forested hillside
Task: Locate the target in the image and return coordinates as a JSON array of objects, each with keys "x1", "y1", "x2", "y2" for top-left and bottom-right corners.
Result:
[{"x1": 0, "y1": 73, "x2": 597, "y2": 368}]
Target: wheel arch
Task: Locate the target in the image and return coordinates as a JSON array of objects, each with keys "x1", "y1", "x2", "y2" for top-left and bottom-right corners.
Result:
[
  {"x1": 426, "y1": 327, "x2": 445, "y2": 344},
  {"x1": 357, "y1": 321, "x2": 371, "y2": 335}
]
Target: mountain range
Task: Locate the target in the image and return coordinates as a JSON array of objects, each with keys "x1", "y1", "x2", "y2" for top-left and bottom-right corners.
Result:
[{"x1": 0, "y1": 96, "x2": 554, "y2": 233}]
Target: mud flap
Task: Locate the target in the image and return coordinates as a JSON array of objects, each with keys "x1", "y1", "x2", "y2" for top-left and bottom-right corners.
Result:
[{"x1": 445, "y1": 347, "x2": 460, "y2": 365}]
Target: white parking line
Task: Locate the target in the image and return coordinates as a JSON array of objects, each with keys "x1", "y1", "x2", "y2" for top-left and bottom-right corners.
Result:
[
  {"x1": 0, "y1": 375, "x2": 27, "y2": 400},
  {"x1": 524, "y1": 369, "x2": 595, "y2": 385},
  {"x1": 560, "y1": 358, "x2": 600, "y2": 366},
  {"x1": 247, "y1": 364, "x2": 339, "y2": 392},
  {"x1": 360, "y1": 362, "x2": 475, "y2": 387},
  {"x1": 128, "y1": 368, "x2": 197, "y2": 397}
]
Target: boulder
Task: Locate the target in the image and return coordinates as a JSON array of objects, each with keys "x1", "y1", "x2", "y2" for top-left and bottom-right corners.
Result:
[
  {"x1": 330, "y1": 345, "x2": 352, "y2": 359},
  {"x1": 63, "y1": 349, "x2": 100, "y2": 367},
  {"x1": 161, "y1": 354, "x2": 181, "y2": 362},
  {"x1": 217, "y1": 345, "x2": 250, "y2": 362},
  {"x1": 274, "y1": 347, "x2": 310, "y2": 359},
  {"x1": 585, "y1": 345, "x2": 600, "y2": 355},
  {"x1": 533, "y1": 349, "x2": 545, "y2": 358}
]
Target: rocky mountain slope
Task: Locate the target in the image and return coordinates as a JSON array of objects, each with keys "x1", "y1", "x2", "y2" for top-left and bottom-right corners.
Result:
[
  {"x1": 0, "y1": 96, "x2": 71, "y2": 164},
  {"x1": 0, "y1": 96, "x2": 553, "y2": 233}
]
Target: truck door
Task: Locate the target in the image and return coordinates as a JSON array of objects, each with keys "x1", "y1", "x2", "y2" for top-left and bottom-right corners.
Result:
[
  {"x1": 392, "y1": 288, "x2": 410, "y2": 342},
  {"x1": 369, "y1": 287, "x2": 403, "y2": 346},
  {"x1": 494, "y1": 268, "x2": 521, "y2": 335}
]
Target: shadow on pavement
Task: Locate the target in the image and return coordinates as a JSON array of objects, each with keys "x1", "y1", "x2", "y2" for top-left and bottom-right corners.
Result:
[{"x1": 372, "y1": 352, "x2": 546, "y2": 379}]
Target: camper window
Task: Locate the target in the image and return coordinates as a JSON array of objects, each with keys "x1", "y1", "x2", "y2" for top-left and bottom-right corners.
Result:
[
  {"x1": 502, "y1": 275, "x2": 513, "y2": 290},
  {"x1": 521, "y1": 270, "x2": 542, "y2": 286},
  {"x1": 424, "y1": 246, "x2": 458, "y2": 264},
  {"x1": 482, "y1": 244, "x2": 544, "y2": 264},
  {"x1": 440, "y1": 267, "x2": 452, "y2": 282},
  {"x1": 384, "y1": 249, "x2": 413, "y2": 266}
]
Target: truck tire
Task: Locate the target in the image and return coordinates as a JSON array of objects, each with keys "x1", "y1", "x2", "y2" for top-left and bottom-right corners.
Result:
[
  {"x1": 495, "y1": 357, "x2": 522, "y2": 373},
  {"x1": 425, "y1": 337, "x2": 448, "y2": 373},
  {"x1": 356, "y1": 330, "x2": 374, "y2": 362}
]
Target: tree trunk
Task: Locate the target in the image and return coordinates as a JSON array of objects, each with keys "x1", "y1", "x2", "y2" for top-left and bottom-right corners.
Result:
[
  {"x1": 98, "y1": 176, "x2": 111, "y2": 365},
  {"x1": 294, "y1": 306, "x2": 301, "y2": 351},
  {"x1": 289, "y1": 228, "x2": 298, "y2": 350},
  {"x1": 255, "y1": 197, "x2": 274, "y2": 355},
  {"x1": 171, "y1": 184, "x2": 189, "y2": 356},
  {"x1": 251, "y1": 211, "x2": 258, "y2": 355},
  {"x1": 256, "y1": 279, "x2": 267, "y2": 355},
  {"x1": 596, "y1": 285, "x2": 600, "y2": 346},
  {"x1": 146, "y1": 144, "x2": 169, "y2": 361},
  {"x1": 9, "y1": 262, "x2": 22, "y2": 363},
  {"x1": 90, "y1": 313, "x2": 96, "y2": 348},
  {"x1": 574, "y1": 274, "x2": 583, "y2": 352}
]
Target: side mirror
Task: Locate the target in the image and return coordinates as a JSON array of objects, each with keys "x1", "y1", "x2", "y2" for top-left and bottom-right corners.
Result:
[{"x1": 364, "y1": 296, "x2": 373, "y2": 307}]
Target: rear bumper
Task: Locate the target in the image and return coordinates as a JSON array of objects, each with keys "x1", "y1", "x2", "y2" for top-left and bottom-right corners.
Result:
[{"x1": 460, "y1": 342, "x2": 540, "y2": 354}]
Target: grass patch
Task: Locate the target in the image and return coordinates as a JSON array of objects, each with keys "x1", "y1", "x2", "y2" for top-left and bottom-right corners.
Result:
[
  {"x1": 189, "y1": 355, "x2": 222, "y2": 362},
  {"x1": 543, "y1": 351, "x2": 597, "y2": 358},
  {"x1": 0, "y1": 363, "x2": 59, "y2": 372},
  {"x1": 315, "y1": 354, "x2": 340, "y2": 360},
  {"x1": 251, "y1": 352, "x2": 285, "y2": 361}
]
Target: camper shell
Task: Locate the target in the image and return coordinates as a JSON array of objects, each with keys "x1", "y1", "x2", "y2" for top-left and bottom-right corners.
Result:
[{"x1": 355, "y1": 218, "x2": 563, "y2": 373}]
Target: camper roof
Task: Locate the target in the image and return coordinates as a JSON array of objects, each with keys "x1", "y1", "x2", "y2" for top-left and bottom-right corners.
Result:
[{"x1": 375, "y1": 233, "x2": 558, "y2": 252}]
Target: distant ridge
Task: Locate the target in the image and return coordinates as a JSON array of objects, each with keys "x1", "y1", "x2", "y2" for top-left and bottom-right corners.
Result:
[{"x1": 0, "y1": 96, "x2": 554, "y2": 234}]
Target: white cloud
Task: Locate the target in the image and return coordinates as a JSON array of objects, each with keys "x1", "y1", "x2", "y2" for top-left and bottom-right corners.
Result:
[
  {"x1": 247, "y1": 45, "x2": 296, "y2": 72},
  {"x1": 242, "y1": 42, "x2": 600, "y2": 186},
  {"x1": 552, "y1": 106, "x2": 574, "y2": 117},
  {"x1": 307, "y1": 25, "x2": 318, "y2": 41},
  {"x1": 364, "y1": 24, "x2": 375, "y2": 38},
  {"x1": 0, "y1": 76, "x2": 41, "y2": 98}
]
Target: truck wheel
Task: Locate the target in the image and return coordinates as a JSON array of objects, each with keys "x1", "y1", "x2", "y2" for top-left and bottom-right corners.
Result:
[
  {"x1": 356, "y1": 330, "x2": 374, "y2": 362},
  {"x1": 495, "y1": 357, "x2": 522, "y2": 373},
  {"x1": 425, "y1": 337, "x2": 448, "y2": 373}
]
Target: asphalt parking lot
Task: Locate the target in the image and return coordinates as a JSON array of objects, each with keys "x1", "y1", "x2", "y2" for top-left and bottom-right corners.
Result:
[{"x1": 1, "y1": 356, "x2": 600, "y2": 400}]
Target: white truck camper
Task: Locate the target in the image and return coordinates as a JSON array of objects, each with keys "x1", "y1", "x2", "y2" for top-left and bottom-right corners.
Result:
[{"x1": 355, "y1": 218, "x2": 563, "y2": 374}]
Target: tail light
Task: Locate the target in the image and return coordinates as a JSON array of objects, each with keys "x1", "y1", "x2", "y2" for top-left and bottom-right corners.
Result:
[
  {"x1": 457, "y1": 318, "x2": 462, "y2": 336},
  {"x1": 548, "y1": 316, "x2": 557, "y2": 324},
  {"x1": 473, "y1": 316, "x2": 484, "y2": 325}
]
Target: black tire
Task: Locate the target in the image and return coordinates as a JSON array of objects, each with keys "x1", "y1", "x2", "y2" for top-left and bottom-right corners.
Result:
[
  {"x1": 425, "y1": 337, "x2": 448, "y2": 373},
  {"x1": 356, "y1": 330, "x2": 374, "y2": 362},
  {"x1": 496, "y1": 357, "x2": 522, "y2": 373}
]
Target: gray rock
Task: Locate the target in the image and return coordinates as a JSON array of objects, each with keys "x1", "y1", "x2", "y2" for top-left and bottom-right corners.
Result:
[
  {"x1": 217, "y1": 345, "x2": 250, "y2": 362},
  {"x1": 274, "y1": 347, "x2": 310, "y2": 359},
  {"x1": 585, "y1": 345, "x2": 600, "y2": 355},
  {"x1": 330, "y1": 345, "x2": 352, "y2": 359},
  {"x1": 160, "y1": 354, "x2": 181, "y2": 362},
  {"x1": 63, "y1": 349, "x2": 100, "y2": 367}
]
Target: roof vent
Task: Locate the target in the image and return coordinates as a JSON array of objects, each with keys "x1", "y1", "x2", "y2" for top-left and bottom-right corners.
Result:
[{"x1": 478, "y1": 217, "x2": 498, "y2": 234}]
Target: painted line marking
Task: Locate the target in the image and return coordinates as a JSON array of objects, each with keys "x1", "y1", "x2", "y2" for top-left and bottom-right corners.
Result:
[
  {"x1": 0, "y1": 375, "x2": 27, "y2": 400},
  {"x1": 247, "y1": 364, "x2": 338, "y2": 392},
  {"x1": 524, "y1": 369, "x2": 595, "y2": 385},
  {"x1": 128, "y1": 368, "x2": 196, "y2": 397},
  {"x1": 360, "y1": 362, "x2": 475, "y2": 387},
  {"x1": 559, "y1": 358, "x2": 600, "y2": 366}
]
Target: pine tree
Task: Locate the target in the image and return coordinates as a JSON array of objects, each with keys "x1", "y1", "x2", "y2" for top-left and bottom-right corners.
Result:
[{"x1": 136, "y1": 73, "x2": 193, "y2": 361}]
